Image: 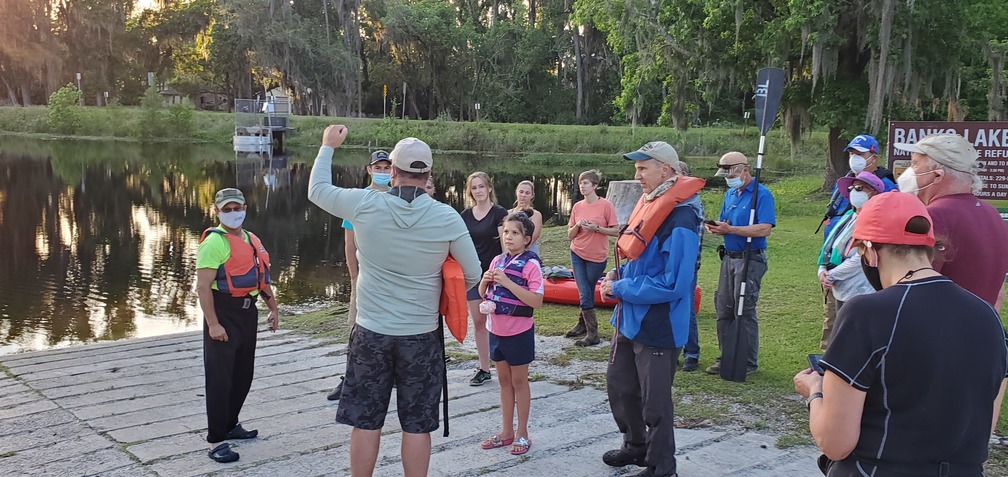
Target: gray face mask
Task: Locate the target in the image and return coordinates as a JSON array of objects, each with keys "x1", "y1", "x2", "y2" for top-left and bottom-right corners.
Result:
[
  {"x1": 849, "y1": 189, "x2": 870, "y2": 209},
  {"x1": 219, "y1": 210, "x2": 246, "y2": 229}
]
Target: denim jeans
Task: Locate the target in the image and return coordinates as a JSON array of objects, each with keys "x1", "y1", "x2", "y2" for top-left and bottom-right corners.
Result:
[{"x1": 571, "y1": 251, "x2": 608, "y2": 310}]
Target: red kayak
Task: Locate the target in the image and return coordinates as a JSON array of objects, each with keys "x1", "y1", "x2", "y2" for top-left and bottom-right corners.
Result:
[{"x1": 544, "y1": 276, "x2": 701, "y2": 313}]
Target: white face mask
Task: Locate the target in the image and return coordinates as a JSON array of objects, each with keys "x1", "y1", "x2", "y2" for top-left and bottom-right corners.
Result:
[
  {"x1": 896, "y1": 168, "x2": 918, "y2": 195},
  {"x1": 896, "y1": 167, "x2": 939, "y2": 196},
  {"x1": 219, "y1": 210, "x2": 246, "y2": 229},
  {"x1": 848, "y1": 154, "x2": 867, "y2": 174},
  {"x1": 849, "y1": 190, "x2": 870, "y2": 209}
]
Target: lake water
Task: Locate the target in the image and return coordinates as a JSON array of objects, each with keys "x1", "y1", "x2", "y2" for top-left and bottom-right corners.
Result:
[{"x1": 0, "y1": 137, "x2": 635, "y2": 354}]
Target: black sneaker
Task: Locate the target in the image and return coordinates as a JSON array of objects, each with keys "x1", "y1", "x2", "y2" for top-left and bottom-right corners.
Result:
[
  {"x1": 326, "y1": 376, "x2": 344, "y2": 401},
  {"x1": 469, "y1": 369, "x2": 492, "y2": 386},
  {"x1": 682, "y1": 358, "x2": 699, "y2": 372},
  {"x1": 602, "y1": 449, "x2": 647, "y2": 467}
]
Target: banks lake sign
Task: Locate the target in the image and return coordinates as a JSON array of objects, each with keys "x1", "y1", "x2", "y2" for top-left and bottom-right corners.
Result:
[{"x1": 887, "y1": 121, "x2": 1008, "y2": 220}]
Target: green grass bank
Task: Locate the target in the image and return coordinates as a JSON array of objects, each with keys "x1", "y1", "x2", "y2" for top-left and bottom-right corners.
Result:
[{"x1": 0, "y1": 105, "x2": 828, "y2": 161}]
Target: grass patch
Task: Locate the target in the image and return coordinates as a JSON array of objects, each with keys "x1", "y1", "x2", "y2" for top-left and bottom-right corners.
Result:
[
  {"x1": 987, "y1": 450, "x2": 1008, "y2": 477},
  {"x1": 281, "y1": 304, "x2": 352, "y2": 344},
  {"x1": 0, "y1": 106, "x2": 829, "y2": 163}
]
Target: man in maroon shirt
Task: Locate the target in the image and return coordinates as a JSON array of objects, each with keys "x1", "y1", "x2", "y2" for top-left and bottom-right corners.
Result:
[{"x1": 894, "y1": 133, "x2": 1008, "y2": 307}]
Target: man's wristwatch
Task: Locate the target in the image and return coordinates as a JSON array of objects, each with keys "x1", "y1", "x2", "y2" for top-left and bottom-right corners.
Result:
[{"x1": 805, "y1": 391, "x2": 824, "y2": 410}]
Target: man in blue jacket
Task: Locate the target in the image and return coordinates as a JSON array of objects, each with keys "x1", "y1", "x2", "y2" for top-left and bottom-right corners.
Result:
[{"x1": 599, "y1": 141, "x2": 701, "y2": 477}]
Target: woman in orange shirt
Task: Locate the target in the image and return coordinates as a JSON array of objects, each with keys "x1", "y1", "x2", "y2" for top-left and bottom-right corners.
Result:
[{"x1": 565, "y1": 170, "x2": 620, "y2": 346}]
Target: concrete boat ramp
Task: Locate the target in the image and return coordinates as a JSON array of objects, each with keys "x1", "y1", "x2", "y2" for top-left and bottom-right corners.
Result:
[{"x1": 0, "y1": 329, "x2": 821, "y2": 476}]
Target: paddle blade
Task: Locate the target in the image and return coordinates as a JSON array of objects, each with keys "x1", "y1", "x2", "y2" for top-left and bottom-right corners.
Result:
[{"x1": 754, "y1": 67, "x2": 785, "y2": 135}]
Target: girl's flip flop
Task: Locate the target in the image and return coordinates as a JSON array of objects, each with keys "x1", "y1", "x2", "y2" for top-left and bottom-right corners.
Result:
[
  {"x1": 510, "y1": 436, "x2": 531, "y2": 455},
  {"x1": 480, "y1": 434, "x2": 514, "y2": 449}
]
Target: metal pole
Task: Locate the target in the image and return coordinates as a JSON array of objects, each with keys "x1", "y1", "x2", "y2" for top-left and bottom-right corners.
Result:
[{"x1": 402, "y1": 82, "x2": 407, "y2": 119}]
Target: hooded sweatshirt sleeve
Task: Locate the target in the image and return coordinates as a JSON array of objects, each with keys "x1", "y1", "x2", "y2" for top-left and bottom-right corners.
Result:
[
  {"x1": 611, "y1": 226, "x2": 699, "y2": 305},
  {"x1": 450, "y1": 230, "x2": 482, "y2": 290},
  {"x1": 308, "y1": 146, "x2": 369, "y2": 219}
]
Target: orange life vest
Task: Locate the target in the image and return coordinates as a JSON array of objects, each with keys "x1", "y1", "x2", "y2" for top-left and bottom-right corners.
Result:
[
  {"x1": 616, "y1": 176, "x2": 706, "y2": 260},
  {"x1": 200, "y1": 228, "x2": 272, "y2": 297},
  {"x1": 440, "y1": 255, "x2": 468, "y2": 343}
]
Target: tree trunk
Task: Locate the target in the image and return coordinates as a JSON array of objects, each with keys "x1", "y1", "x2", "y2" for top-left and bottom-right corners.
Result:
[
  {"x1": 528, "y1": 0, "x2": 536, "y2": 28},
  {"x1": 671, "y1": 75, "x2": 688, "y2": 131},
  {"x1": 823, "y1": 126, "x2": 848, "y2": 191},
  {"x1": 573, "y1": 27, "x2": 583, "y2": 119},
  {"x1": 3, "y1": 77, "x2": 19, "y2": 106},
  {"x1": 606, "y1": 180, "x2": 643, "y2": 226},
  {"x1": 987, "y1": 42, "x2": 1006, "y2": 121},
  {"x1": 20, "y1": 82, "x2": 32, "y2": 106},
  {"x1": 868, "y1": 0, "x2": 896, "y2": 133}
]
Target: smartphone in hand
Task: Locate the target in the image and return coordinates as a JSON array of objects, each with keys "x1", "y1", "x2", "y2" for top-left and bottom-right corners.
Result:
[
  {"x1": 808, "y1": 353, "x2": 825, "y2": 376},
  {"x1": 704, "y1": 219, "x2": 718, "y2": 226}
]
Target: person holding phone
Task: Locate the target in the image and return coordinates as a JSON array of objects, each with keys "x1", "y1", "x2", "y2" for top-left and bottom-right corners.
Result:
[
  {"x1": 705, "y1": 152, "x2": 776, "y2": 376},
  {"x1": 794, "y1": 192, "x2": 1008, "y2": 477}
]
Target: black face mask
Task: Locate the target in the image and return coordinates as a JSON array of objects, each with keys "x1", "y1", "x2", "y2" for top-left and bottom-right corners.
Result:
[{"x1": 860, "y1": 254, "x2": 883, "y2": 291}]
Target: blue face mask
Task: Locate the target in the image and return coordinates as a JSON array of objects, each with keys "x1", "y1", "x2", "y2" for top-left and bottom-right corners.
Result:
[
  {"x1": 372, "y1": 172, "x2": 391, "y2": 187},
  {"x1": 725, "y1": 176, "x2": 743, "y2": 189}
]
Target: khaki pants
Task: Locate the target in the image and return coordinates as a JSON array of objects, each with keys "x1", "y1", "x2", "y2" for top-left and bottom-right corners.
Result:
[
  {"x1": 820, "y1": 288, "x2": 836, "y2": 351},
  {"x1": 347, "y1": 276, "x2": 358, "y2": 325}
]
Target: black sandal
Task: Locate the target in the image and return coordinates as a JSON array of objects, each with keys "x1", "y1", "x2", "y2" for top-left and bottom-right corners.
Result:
[
  {"x1": 227, "y1": 423, "x2": 259, "y2": 440},
  {"x1": 208, "y1": 443, "x2": 239, "y2": 463}
]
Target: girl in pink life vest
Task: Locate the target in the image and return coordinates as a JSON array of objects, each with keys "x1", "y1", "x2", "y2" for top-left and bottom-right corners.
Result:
[{"x1": 477, "y1": 210, "x2": 544, "y2": 456}]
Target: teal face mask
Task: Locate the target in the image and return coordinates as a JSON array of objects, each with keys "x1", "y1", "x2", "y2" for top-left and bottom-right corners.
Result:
[
  {"x1": 725, "y1": 176, "x2": 743, "y2": 189},
  {"x1": 372, "y1": 172, "x2": 392, "y2": 187}
]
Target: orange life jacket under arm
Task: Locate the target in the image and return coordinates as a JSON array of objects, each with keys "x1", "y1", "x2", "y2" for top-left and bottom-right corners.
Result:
[
  {"x1": 440, "y1": 255, "x2": 468, "y2": 343},
  {"x1": 616, "y1": 176, "x2": 706, "y2": 260},
  {"x1": 200, "y1": 228, "x2": 272, "y2": 298}
]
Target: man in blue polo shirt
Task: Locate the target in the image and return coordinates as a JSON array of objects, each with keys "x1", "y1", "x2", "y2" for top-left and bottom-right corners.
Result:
[{"x1": 705, "y1": 152, "x2": 776, "y2": 375}]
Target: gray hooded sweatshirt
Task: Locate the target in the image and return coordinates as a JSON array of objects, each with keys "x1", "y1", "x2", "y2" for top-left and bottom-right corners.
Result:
[{"x1": 308, "y1": 146, "x2": 482, "y2": 336}]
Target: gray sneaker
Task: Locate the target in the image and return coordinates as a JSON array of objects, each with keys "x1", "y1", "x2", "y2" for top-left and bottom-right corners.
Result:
[{"x1": 469, "y1": 369, "x2": 492, "y2": 386}]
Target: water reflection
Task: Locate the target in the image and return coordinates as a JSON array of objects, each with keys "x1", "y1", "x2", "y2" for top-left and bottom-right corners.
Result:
[{"x1": 0, "y1": 138, "x2": 632, "y2": 353}]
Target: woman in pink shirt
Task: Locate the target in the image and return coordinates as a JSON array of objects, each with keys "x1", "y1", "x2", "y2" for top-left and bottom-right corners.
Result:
[{"x1": 565, "y1": 170, "x2": 620, "y2": 346}]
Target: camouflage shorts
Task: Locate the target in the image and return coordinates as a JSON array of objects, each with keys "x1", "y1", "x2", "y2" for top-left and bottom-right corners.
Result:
[{"x1": 335, "y1": 325, "x2": 444, "y2": 433}]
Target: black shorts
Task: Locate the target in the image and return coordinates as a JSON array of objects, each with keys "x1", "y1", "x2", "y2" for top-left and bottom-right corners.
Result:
[
  {"x1": 335, "y1": 325, "x2": 444, "y2": 433},
  {"x1": 489, "y1": 326, "x2": 535, "y2": 366},
  {"x1": 467, "y1": 285, "x2": 482, "y2": 301}
]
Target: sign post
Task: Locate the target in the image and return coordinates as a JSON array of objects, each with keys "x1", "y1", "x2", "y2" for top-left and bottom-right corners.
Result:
[
  {"x1": 474, "y1": 102, "x2": 481, "y2": 122},
  {"x1": 383, "y1": 84, "x2": 387, "y2": 118},
  {"x1": 887, "y1": 121, "x2": 1008, "y2": 221},
  {"x1": 76, "y1": 73, "x2": 83, "y2": 106}
]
